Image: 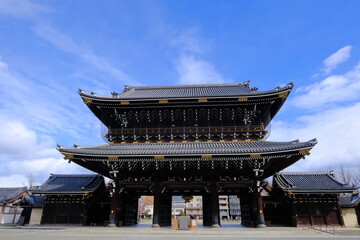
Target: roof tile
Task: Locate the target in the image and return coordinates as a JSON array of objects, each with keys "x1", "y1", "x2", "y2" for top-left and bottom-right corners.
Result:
[
  {"x1": 58, "y1": 139, "x2": 316, "y2": 157},
  {"x1": 31, "y1": 174, "x2": 104, "y2": 194},
  {"x1": 273, "y1": 172, "x2": 355, "y2": 193}
]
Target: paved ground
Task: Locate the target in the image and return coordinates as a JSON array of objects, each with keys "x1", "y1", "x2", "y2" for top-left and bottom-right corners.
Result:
[{"x1": 1, "y1": 225, "x2": 360, "y2": 240}]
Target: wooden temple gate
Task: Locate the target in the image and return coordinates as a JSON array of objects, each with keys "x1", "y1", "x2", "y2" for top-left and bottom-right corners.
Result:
[{"x1": 56, "y1": 82, "x2": 318, "y2": 228}]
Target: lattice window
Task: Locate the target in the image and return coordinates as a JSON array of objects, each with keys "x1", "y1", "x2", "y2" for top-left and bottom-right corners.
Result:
[{"x1": 186, "y1": 109, "x2": 195, "y2": 127}]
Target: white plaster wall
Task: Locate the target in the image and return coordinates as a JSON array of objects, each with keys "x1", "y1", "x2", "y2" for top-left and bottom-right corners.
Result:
[
  {"x1": 29, "y1": 208, "x2": 43, "y2": 225},
  {"x1": 342, "y1": 208, "x2": 359, "y2": 227}
]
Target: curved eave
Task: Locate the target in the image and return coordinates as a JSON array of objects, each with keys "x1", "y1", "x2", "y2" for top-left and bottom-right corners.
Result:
[
  {"x1": 273, "y1": 173, "x2": 356, "y2": 194},
  {"x1": 284, "y1": 189, "x2": 356, "y2": 194},
  {"x1": 4, "y1": 192, "x2": 27, "y2": 204},
  {"x1": 29, "y1": 190, "x2": 93, "y2": 195},
  {"x1": 78, "y1": 83, "x2": 293, "y2": 103},
  {"x1": 57, "y1": 140, "x2": 316, "y2": 159}
]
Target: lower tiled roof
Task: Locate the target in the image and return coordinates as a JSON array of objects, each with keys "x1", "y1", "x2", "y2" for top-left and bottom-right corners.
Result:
[
  {"x1": 24, "y1": 194, "x2": 45, "y2": 207},
  {"x1": 0, "y1": 187, "x2": 27, "y2": 203},
  {"x1": 58, "y1": 139, "x2": 317, "y2": 157},
  {"x1": 273, "y1": 172, "x2": 355, "y2": 193},
  {"x1": 30, "y1": 174, "x2": 104, "y2": 194}
]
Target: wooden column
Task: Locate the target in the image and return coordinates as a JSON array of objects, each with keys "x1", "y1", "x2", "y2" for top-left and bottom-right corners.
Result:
[
  {"x1": 255, "y1": 188, "x2": 266, "y2": 228},
  {"x1": 337, "y1": 202, "x2": 345, "y2": 226},
  {"x1": 210, "y1": 183, "x2": 220, "y2": 228},
  {"x1": 159, "y1": 194, "x2": 172, "y2": 226},
  {"x1": 109, "y1": 182, "x2": 120, "y2": 227},
  {"x1": 152, "y1": 182, "x2": 161, "y2": 227},
  {"x1": 292, "y1": 202, "x2": 299, "y2": 227},
  {"x1": 202, "y1": 193, "x2": 212, "y2": 226}
]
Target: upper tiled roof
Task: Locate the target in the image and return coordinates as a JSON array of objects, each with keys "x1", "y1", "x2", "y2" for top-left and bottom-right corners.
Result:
[
  {"x1": 78, "y1": 82, "x2": 293, "y2": 100},
  {"x1": 273, "y1": 172, "x2": 355, "y2": 193},
  {"x1": 0, "y1": 187, "x2": 27, "y2": 203},
  {"x1": 58, "y1": 139, "x2": 317, "y2": 157},
  {"x1": 30, "y1": 174, "x2": 104, "y2": 194}
]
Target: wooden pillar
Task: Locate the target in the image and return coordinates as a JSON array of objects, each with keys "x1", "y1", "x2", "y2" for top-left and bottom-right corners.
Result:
[
  {"x1": 292, "y1": 202, "x2": 299, "y2": 227},
  {"x1": 202, "y1": 193, "x2": 212, "y2": 226},
  {"x1": 337, "y1": 202, "x2": 345, "y2": 226},
  {"x1": 255, "y1": 189, "x2": 266, "y2": 228},
  {"x1": 109, "y1": 182, "x2": 120, "y2": 227},
  {"x1": 210, "y1": 183, "x2": 220, "y2": 228},
  {"x1": 152, "y1": 182, "x2": 161, "y2": 227},
  {"x1": 159, "y1": 194, "x2": 172, "y2": 226}
]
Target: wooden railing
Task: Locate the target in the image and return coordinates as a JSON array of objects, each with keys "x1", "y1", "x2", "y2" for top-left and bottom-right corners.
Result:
[{"x1": 108, "y1": 125, "x2": 266, "y2": 135}]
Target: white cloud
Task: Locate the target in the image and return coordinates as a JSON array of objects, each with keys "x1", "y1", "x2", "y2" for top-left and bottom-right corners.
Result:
[
  {"x1": 0, "y1": 116, "x2": 88, "y2": 187},
  {"x1": 0, "y1": 1, "x2": 130, "y2": 187},
  {"x1": 172, "y1": 27, "x2": 226, "y2": 85},
  {"x1": 0, "y1": 117, "x2": 37, "y2": 158},
  {"x1": 0, "y1": 59, "x2": 96, "y2": 187},
  {"x1": 1, "y1": 0, "x2": 139, "y2": 87},
  {"x1": 270, "y1": 59, "x2": 360, "y2": 172},
  {"x1": 322, "y1": 45, "x2": 352, "y2": 75},
  {"x1": 176, "y1": 54, "x2": 225, "y2": 85},
  {"x1": 293, "y1": 62, "x2": 360, "y2": 110},
  {"x1": 270, "y1": 102, "x2": 360, "y2": 172},
  {"x1": 0, "y1": 58, "x2": 93, "y2": 137},
  {"x1": 0, "y1": 175, "x2": 30, "y2": 187},
  {"x1": 0, "y1": 0, "x2": 49, "y2": 19},
  {"x1": 172, "y1": 27, "x2": 209, "y2": 54},
  {"x1": 33, "y1": 24, "x2": 140, "y2": 86}
]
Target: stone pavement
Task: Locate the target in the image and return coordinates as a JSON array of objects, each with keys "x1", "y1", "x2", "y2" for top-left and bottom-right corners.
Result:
[{"x1": 1, "y1": 224, "x2": 360, "y2": 240}]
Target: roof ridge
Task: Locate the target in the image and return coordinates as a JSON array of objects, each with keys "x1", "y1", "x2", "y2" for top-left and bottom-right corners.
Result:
[
  {"x1": 327, "y1": 173, "x2": 351, "y2": 186},
  {"x1": 274, "y1": 174, "x2": 292, "y2": 189},
  {"x1": 277, "y1": 171, "x2": 334, "y2": 175},
  {"x1": 78, "y1": 82, "x2": 294, "y2": 100},
  {"x1": 0, "y1": 187, "x2": 27, "y2": 190},
  {"x1": 126, "y1": 82, "x2": 247, "y2": 90},
  {"x1": 83, "y1": 175, "x2": 103, "y2": 189},
  {"x1": 64, "y1": 139, "x2": 314, "y2": 148},
  {"x1": 50, "y1": 173, "x2": 100, "y2": 177}
]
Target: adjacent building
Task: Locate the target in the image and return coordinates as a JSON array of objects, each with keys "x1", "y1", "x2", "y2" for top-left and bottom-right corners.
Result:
[
  {"x1": 228, "y1": 195, "x2": 241, "y2": 220},
  {"x1": 339, "y1": 193, "x2": 360, "y2": 227},
  {"x1": 264, "y1": 172, "x2": 356, "y2": 227},
  {"x1": 219, "y1": 196, "x2": 229, "y2": 220},
  {"x1": 0, "y1": 187, "x2": 28, "y2": 225},
  {"x1": 185, "y1": 196, "x2": 202, "y2": 218},
  {"x1": 30, "y1": 174, "x2": 107, "y2": 225}
]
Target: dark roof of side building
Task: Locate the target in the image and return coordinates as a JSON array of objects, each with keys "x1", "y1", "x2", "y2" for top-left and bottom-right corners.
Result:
[
  {"x1": 339, "y1": 193, "x2": 359, "y2": 208},
  {"x1": 58, "y1": 139, "x2": 317, "y2": 157},
  {"x1": 0, "y1": 187, "x2": 27, "y2": 203},
  {"x1": 78, "y1": 82, "x2": 293, "y2": 100},
  {"x1": 273, "y1": 172, "x2": 355, "y2": 193},
  {"x1": 24, "y1": 194, "x2": 45, "y2": 208},
  {"x1": 30, "y1": 174, "x2": 104, "y2": 194}
]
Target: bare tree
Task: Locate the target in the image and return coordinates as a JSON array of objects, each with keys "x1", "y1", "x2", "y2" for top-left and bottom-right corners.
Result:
[
  {"x1": 22, "y1": 175, "x2": 34, "y2": 188},
  {"x1": 336, "y1": 164, "x2": 360, "y2": 188}
]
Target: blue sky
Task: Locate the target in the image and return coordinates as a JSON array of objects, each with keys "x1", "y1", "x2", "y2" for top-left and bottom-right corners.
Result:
[{"x1": 0, "y1": 0, "x2": 360, "y2": 186}]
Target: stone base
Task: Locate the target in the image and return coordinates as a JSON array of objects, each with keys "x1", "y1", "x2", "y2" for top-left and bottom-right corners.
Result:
[
  {"x1": 211, "y1": 224, "x2": 220, "y2": 228},
  {"x1": 152, "y1": 224, "x2": 160, "y2": 228},
  {"x1": 257, "y1": 223, "x2": 266, "y2": 228},
  {"x1": 108, "y1": 223, "x2": 117, "y2": 227}
]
